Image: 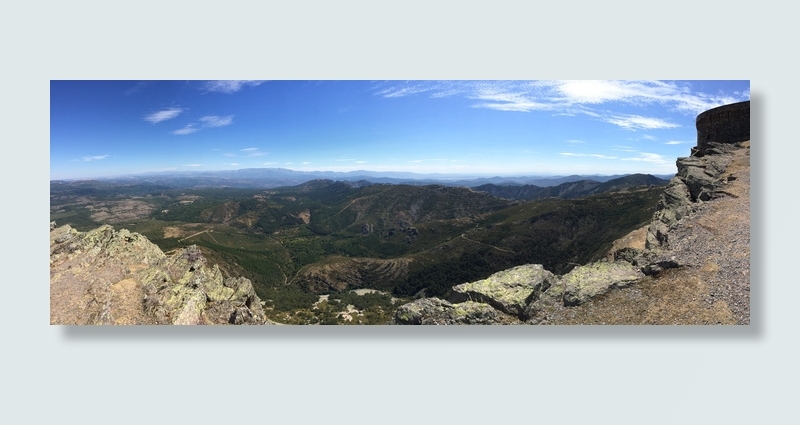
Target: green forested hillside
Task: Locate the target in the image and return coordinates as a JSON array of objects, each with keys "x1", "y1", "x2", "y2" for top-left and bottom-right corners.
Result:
[{"x1": 51, "y1": 179, "x2": 662, "y2": 323}]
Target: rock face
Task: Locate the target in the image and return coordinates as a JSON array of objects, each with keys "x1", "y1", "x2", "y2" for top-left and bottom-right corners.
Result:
[
  {"x1": 646, "y1": 101, "x2": 749, "y2": 251},
  {"x1": 50, "y1": 224, "x2": 270, "y2": 325}
]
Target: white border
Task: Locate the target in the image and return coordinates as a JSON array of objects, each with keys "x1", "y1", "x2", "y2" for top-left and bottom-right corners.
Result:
[{"x1": 8, "y1": 1, "x2": 791, "y2": 423}]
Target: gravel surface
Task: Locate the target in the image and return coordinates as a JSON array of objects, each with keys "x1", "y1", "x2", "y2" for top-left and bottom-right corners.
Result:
[{"x1": 650, "y1": 142, "x2": 750, "y2": 324}]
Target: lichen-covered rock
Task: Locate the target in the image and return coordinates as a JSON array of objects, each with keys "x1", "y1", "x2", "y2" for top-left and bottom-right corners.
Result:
[
  {"x1": 393, "y1": 298, "x2": 509, "y2": 325},
  {"x1": 450, "y1": 264, "x2": 556, "y2": 319},
  {"x1": 561, "y1": 261, "x2": 645, "y2": 306},
  {"x1": 50, "y1": 224, "x2": 270, "y2": 325}
]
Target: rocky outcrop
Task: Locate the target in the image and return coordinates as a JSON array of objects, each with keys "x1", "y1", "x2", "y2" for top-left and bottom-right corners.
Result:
[
  {"x1": 50, "y1": 223, "x2": 271, "y2": 325},
  {"x1": 561, "y1": 261, "x2": 644, "y2": 306},
  {"x1": 393, "y1": 298, "x2": 512, "y2": 325},
  {"x1": 646, "y1": 101, "x2": 749, "y2": 250},
  {"x1": 392, "y1": 259, "x2": 647, "y2": 324},
  {"x1": 448, "y1": 264, "x2": 556, "y2": 319}
]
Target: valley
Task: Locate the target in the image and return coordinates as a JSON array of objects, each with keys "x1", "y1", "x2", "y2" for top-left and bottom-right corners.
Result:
[{"x1": 51, "y1": 175, "x2": 665, "y2": 324}]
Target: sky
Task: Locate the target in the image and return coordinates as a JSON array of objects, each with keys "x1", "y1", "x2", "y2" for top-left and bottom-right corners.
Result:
[{"x1": 50, "y1": 80, "x2": 750, "y2": 180}]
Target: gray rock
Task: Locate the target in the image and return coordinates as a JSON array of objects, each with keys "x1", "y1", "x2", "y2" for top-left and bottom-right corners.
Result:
[
  {"x1": 393, "y1": 298, "x2": 506, "y2": 325},
  {"x1": 561, "y1": 261, "x2": 645, "y2": 306},
  {"x1": 50, "y1": 224, "x2": 270, "y2": 325},
  {"x1": 450, "y1": 264, "x2": 557, "y2": 319}
]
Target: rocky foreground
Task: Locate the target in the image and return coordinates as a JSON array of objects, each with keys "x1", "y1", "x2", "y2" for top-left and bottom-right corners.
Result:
[
  {"x1": 50, "y1": 223, "x2": 272, "y2": 325},
  {"x1": 394, "y1": 138, "x2": 750, "y2": 325}
]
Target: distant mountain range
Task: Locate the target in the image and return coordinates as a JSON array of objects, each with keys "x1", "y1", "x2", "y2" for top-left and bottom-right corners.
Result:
[
  {"x1": 473, "y1": 174, "x2": 670, "y2": 201},
  {"x1": 56, "y1": 167, "x2": 675, "y2": 190}
]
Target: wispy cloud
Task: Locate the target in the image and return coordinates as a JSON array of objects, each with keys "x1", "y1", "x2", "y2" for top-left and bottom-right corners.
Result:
[
  {"x1": 204, "y1": 80, "x2": 264, "y2": 94},
  {"x1": 239, "y1": 147, "x2": 266, "y2": 156},
  {"x1": 225, "y1": 162, "x2": 240, "y2": 166},
  {"x1": 470, "y1": 91, "x2": 553, "y2": 112},
  {"x1": 551, "y1": 80, "x2": 744, "y2": 114},
  {"x1": 566, "y1": 139, "x2": 585, "y2": 144},
  {"x1": 665, "y1": 140, "x2": 687, "y2": 145},
  {"x1": 144, "y1": 108, "x2": 183, "y2": 124},
  {"x1": 172, "y1": 115, "x2": 234, "y2": 135},
  {"x1": 184, "y1": 163, "x2": 202, "y2": 167},
  {"x1": 603, "y1": 114, "x2": 679, "y2": 130},
  {"x1": 559, "y1": 152, "x2": 618, "y2": 159},
  {"x1": 125, "y1": 81, "x2": 151, "y2": 95},
  {"x1": 82, "y1": 155, "x2": 109, "y2": 162},
  {"x1": 172, "y1": 124, "x2": 198, "y2": 135},
  {"x1": 199, "y1": 115, "x2": 233, "y2": 127},
  {"x1": 371, "y1": 80, "x2": 749, "y2": 122},
  {"x1": 621, "y1": 152, "x2": 672, "y2": 165}
]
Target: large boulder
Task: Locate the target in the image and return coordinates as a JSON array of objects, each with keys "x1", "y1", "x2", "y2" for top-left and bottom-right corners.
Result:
[
  {"x1": 449, "y1": 264, "x2": 557, "y2": 319},
  {"x1": 393, "y1": 298, "x2": 507, "y2": 325},
  {"x1": 561, "y1": 261, "x2": 644, "y2": 306}
]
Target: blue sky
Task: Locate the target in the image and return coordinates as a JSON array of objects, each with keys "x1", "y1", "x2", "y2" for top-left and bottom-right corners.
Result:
[{"x1": 50, "y1": 80, "x2": 750, "y2": 180}]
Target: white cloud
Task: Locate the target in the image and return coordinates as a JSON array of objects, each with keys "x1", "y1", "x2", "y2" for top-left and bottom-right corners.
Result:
[
  {"x1": 566, "y1": 139, "x2": 585, "y2": 144},
  {"x1": 170, "y1": 115, "x2": 234, "y2": 136},
  {"x1": 199, "y1": 115, "x2": 233, "y2": 127},
  {"x1": 172, "y1": 124, "x2": 198, "y2": 135},
  {"x1": 641, "y1": 134, "x2": 657, "y2": 141},
  {"x1": 82, "y1": 155, "x2": 109, "y2": 161},
  {"x1": 553, "y1": 80, "x2": 675, "y2": 104},
  {"x1": 621, "y1": 152, "x2": 672, "y2": 165},
  {"x1": 559, "y1": 153, "x2": 618, "y2": 159},
  {"x1": 355, "y1": 161, "x2": 367, "y2": 164},
  {"x1": 372, "y1": 80, "x2": 749, "y2": 119},
  {"x1": 470, "y1": 90, "x2": 553, "y2": 112},
  {"x1": 144, "y1": 108, "x2": 183, "y2": 124},
  {"x1": 665, "y1": 140, "x2": 686, "y2": 145},
  {"x1": 204, "y1": 80, "x2": 263, "y2": 94},
  {"x1": 225, "y1": 162, "x2": 240, "y2": 166},
  {"x1": 239, "y1": 147, "x2": 265, "y2": 156},
  {"x1": 184, "y1": 163, "x2": 202, "y2": 167},
  {"x1": 604, "y1": 114, "x2": 679, "y2": 130}
]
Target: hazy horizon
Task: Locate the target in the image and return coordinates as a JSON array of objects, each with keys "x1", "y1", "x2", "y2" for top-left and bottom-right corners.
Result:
[
  {"x1": 49, "y1": 164, "x2": 678, "y2": 183},
  {"x1": 50, "y1": 80, "x2": 750, "y2": 180}
]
